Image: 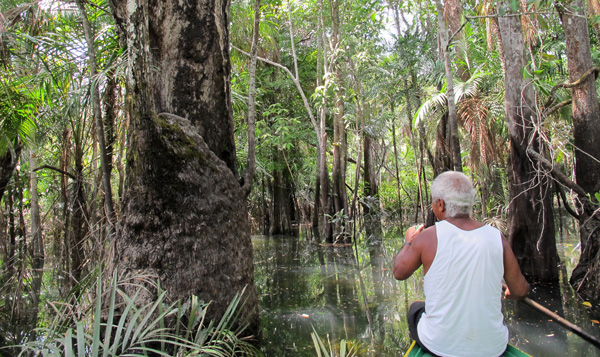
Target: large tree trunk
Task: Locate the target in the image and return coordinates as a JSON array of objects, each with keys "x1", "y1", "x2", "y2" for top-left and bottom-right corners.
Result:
[
  {"x1": 557, "y1": 0, "x2": 600, "y2": 304},
  {"x1": 110, "y1": 0, "x2": 258, "y2": 332},
  {"x1": 498, "y1": 1, "x2": 559, "y2": 283}
]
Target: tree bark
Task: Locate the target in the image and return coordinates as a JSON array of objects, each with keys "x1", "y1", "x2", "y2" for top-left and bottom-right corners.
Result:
[
  {"x1": 111, "y1": 0, "x2": 258, "y2": 333},
  {"x1": 557, "y1": 0, "x2": 600, "y2": 304},
  {"x1": 498, "y1": 1, "x2": 559, "y2": 283}
]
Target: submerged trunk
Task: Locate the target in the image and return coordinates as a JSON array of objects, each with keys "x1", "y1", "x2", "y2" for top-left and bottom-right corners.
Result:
[
  {"x1": 110, "y1": 0, "x2": 258, "y2": 332},
  {"x1": 498, "y1": 2, "x2": 559, "y2": 283}
]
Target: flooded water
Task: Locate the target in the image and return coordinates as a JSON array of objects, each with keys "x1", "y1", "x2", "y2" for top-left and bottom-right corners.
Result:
[{"x1": 253, "y1": 231, "x2": 600, "y2": 356}]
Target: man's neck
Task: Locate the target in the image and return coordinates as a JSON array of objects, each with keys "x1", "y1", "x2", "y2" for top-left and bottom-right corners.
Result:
[{"x1": 444, "y1": 216, "x2": 484, "y2": 230}]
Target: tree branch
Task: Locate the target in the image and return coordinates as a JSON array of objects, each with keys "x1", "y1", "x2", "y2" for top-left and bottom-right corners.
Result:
[
  {"x1": 543, "y1": 66, "x2": 599, "y2": 112},
  {"x1": 557, "y1": 184, "x2": 580, "y2": 220},
  {"x1": 34, "y1": 165, "x2": 76, "y2": 180},
  {"x1": 544, "y1": 99, "x2": 572, "y2": 116},
  {"x1": 232, "y1": 45, "x2": 319, "y2": 138},
  {"x1": 526, "y1": 147, "x2": 588, "y2": 197},
  {"x1": 447, "y1": 20, "x2": 468, "y2": 50}
]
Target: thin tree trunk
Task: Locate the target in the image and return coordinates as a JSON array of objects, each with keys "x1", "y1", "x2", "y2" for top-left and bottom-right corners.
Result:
[
  {"x1": 391, "y1": 105, "x2": 403, "y2": 230},
  {"x1": 319, "y1": 0, "x2": 333, "y2": 243},
  {"x1": 70, "y1": 143, "x2": 88, "y2": 285},
  {"x1": 29, "y1": 149, "x2": 44, "y2": 305},
  {"x1": 60, "y1": 129, "x2": 71, "y2": 291},
  {"x1": 241, "y1": 0, "x2": 261, "y2": 197},
  {"x1": 330, "y1": 0, "x2": 348, "y2": 238},
  {"x1": 6, "y1": 188, "x2": 16, "y2": 281},
  {"x1": 444, "y1": 0, "x2": 470, "y2": 82},
  {"x1": 435, "y1": 0, "x2": 461, "y2": 172},
  {"x1": 75, "y1": 0, "x2": 116, "y2": 234}
]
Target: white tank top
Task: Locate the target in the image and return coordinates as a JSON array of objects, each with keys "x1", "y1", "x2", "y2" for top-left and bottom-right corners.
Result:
[{"x1": 417, "y1": 220, "x2": 508, "y2": 357}]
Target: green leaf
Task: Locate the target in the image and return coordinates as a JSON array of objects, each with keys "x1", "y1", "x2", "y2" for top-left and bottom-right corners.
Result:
[
  {"x1": 538, "y1": 15, "x2": 548, "y2": 30},
  {"x1": 510, "y1": 0, "x2": 519, "y2": 12}
]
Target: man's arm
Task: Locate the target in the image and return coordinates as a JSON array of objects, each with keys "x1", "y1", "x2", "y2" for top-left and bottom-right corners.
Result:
[
  {"x1": 502, "y1": 235, "x2": 530, "y2": 300},
  {"x1": 393, "y1": 225, "x2": 424, "y2": 280}
]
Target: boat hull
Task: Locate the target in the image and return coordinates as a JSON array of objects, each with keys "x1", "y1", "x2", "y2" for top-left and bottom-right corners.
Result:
[{"x1": 404, "y1": 341, "x2": 531, "y2": 357}]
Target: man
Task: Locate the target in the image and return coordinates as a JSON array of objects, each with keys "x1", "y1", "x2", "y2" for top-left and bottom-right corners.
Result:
[{"x1": 394, "y1": 171, "x2": 529, "y2": 357}]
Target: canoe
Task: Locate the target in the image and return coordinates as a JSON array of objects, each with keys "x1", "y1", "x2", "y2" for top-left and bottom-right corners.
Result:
[{"x1": 404, "y1": 341, "x2": 531, "y2": 357}]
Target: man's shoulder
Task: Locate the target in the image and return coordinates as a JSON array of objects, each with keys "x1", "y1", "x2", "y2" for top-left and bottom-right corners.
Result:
[{"x1": 414, "y1": 226, "x2": 437, "y2": 246}]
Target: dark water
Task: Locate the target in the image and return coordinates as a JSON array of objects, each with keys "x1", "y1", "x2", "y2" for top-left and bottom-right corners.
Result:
[{"x1": 253, "y1": 232, "x2": 600, "y2": 356}]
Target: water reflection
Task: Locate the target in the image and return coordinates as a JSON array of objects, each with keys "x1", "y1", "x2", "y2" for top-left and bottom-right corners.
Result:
[{"x1": 253, "y1": 234, "x2": 600, "y2": 356}]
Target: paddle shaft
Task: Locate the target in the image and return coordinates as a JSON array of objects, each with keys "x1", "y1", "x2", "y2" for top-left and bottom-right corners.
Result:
[{"x1": 521, "y1": 297, "x2": 600, "y2": 349}]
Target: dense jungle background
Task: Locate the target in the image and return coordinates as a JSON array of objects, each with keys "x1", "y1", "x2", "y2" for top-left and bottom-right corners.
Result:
[{"x1": 1, "y1": 0, "x2": 600, "y2": 355}]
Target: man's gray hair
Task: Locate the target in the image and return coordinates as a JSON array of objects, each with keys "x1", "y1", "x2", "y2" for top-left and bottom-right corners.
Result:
[{"x1": 431, "y1": 171, "x2": 477, "y2": 218}]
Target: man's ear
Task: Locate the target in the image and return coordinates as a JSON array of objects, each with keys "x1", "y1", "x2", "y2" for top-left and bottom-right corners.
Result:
[{"x1": 438, "y1": 198, "x2": 446, "y2": 213}]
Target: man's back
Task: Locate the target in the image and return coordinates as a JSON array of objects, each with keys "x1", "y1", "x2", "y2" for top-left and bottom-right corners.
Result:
[{"x1": 418, "y1": 220, "x2": 508, "y2": 357}]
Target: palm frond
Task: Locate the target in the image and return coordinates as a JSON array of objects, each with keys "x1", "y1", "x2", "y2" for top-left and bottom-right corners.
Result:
[
  {"x1": 18, "y1": 270, "x2": 261, "y2": 356},
  {"x1": 414, "y1": 91, "x2": 447, "y2": 128}
]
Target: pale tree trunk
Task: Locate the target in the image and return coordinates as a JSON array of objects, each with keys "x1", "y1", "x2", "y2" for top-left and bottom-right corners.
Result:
[
  {"x1": 557, "y1": 0, "x2": 600, "y2": 304},
  {"x1": 330, "y1": 0, "x2": 349, "y2": 239},
  {"x1": 435, "y1": 0, "x2": 461, "y2": 172},
  {"x1": 587, "y1": 0, "x2": 600, "y2": 43},
  {"x1": 110, "y1": 0, "x2": 258, "y2": 332},
  {"x1": 319, "y1": 0, "x2": 334, "y2": 243},
  {"x1": 498, "y1": 1, "x2": 559, "y2": 283},
  {"x1": 75, "y1": 0, "x2": 116, "y2": 234},
  {"x1": 241, "y1": 0, "x2": 261, "y2": 197},
  {"x1": 444, "y1": 0, "x2": 470, "y2": 82}
]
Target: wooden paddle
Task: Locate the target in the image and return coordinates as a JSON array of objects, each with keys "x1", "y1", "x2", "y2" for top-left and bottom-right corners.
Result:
[{"x1": 521, "y1": 297, "x2": 600, "y2": 349}]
